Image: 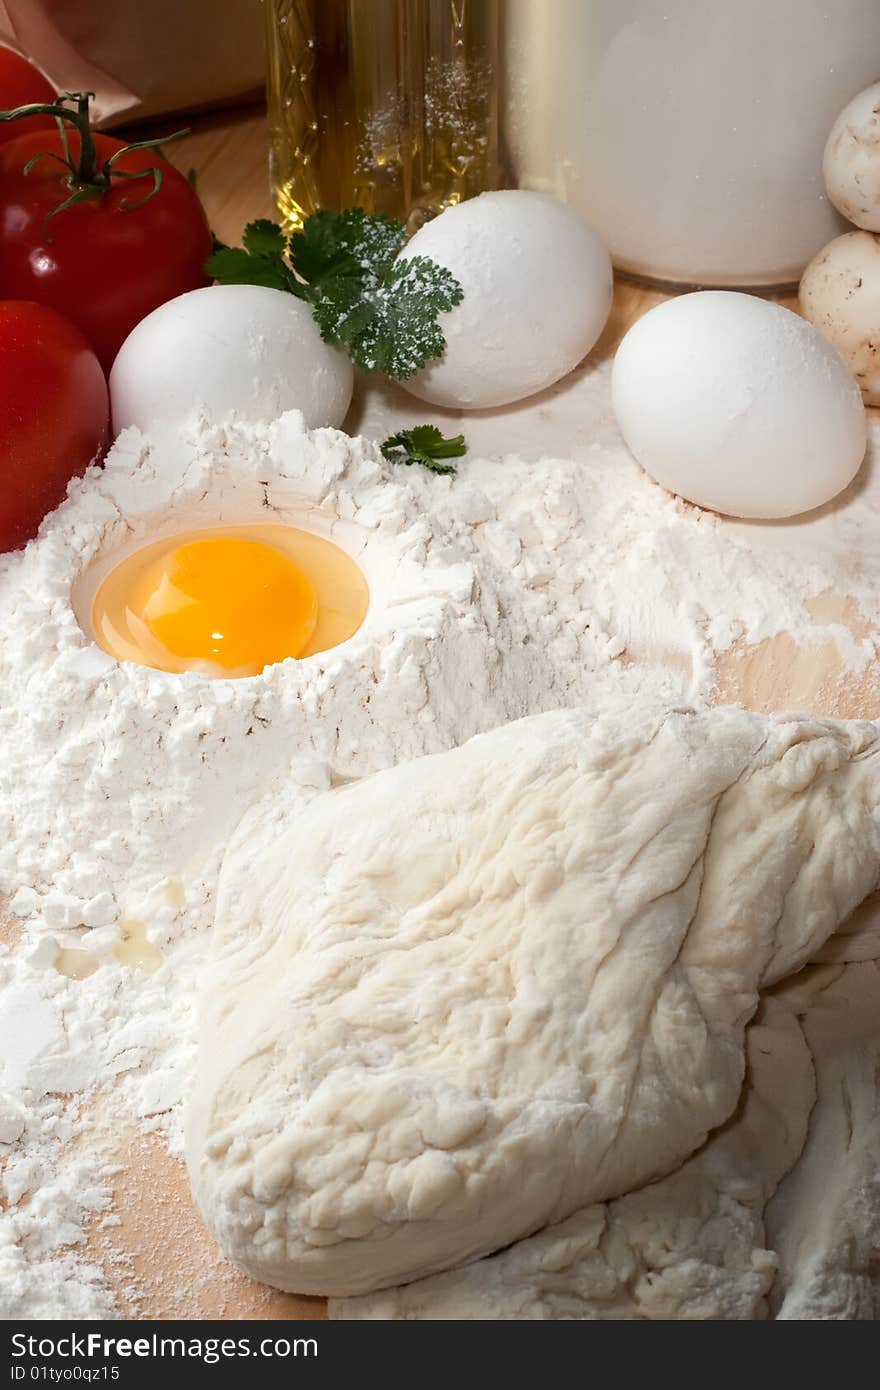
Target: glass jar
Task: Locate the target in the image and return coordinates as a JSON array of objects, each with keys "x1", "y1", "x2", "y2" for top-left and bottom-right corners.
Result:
[
  {"x1": 502, "y1": 0, "x2": 880, "y2": 288},
  {"x1": 266, "y1": 0, "x2": 503, "y2": 233}
]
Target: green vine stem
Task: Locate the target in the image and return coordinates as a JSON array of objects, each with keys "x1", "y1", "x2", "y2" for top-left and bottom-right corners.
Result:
[{"x1": 0, "y1": 91, "x2": 189, "y2": 217}]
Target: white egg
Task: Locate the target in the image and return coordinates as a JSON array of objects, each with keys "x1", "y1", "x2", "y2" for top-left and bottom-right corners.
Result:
[
  {"x1": 823, "y1": 81, "x2": 880, "y2": 233},
  {"x1": 611, "y1": 291, "x2": 866, "y2": 519},
  {"x1": 397, "y1": 190, "x2": 612, "y2": 409},
  {"x1": 110, "y1": 284, "x2": 353, "y2": 434}
]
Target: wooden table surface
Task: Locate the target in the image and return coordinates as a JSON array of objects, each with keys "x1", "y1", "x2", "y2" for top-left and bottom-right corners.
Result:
[{"x1": 65, "y1": 104, "x2": 879, "y2": 1319}]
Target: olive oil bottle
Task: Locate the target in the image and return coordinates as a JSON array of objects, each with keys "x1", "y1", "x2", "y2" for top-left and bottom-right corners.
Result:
[{"x1": 265, "y1": 0, "x2": 503, "y2": 233}]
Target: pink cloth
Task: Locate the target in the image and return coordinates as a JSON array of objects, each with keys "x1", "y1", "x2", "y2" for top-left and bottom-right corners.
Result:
[{"x1": 0, "y1": 0, "x2": 265, "y2": 125}]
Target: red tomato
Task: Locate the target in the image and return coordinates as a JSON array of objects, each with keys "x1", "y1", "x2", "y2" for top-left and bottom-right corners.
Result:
[
  {"x1": 0, "y1": 47, "x2": 55, "y2": 147},
  {"x1": 0, "y1": 128, "x2": 212, "y2": 370},
  {"x1": 0, "y1": 301, "x2": 108, "y2": 552}
]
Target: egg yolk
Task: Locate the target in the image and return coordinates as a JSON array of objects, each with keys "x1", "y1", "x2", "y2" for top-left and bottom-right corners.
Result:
[
  {"x1": 131, "y1": 537, "x2": 318, "y2": 672},
  {"x1": 89, "y1": 525, "x2": 369, "y2": 678}
]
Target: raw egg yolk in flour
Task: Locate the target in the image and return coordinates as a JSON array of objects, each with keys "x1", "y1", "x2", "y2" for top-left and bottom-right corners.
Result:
[{"x1": 91, "y1": 526, "x2": 369, "y2": 677}]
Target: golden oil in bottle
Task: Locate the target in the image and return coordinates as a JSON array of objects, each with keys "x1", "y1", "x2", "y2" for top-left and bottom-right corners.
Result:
[{"x1": 265, "y1": 0, "x2": 503, "y2": 233}]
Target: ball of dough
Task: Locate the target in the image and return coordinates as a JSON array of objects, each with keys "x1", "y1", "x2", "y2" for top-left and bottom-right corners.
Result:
[
  {"x1": 611, "y1": 291, "x2": 866, "y2": 519},
  {"x1": 185, "y1": 703, "x2": 880, "y2": 1297},
  {"x1": 823, "y1": 81, "x2": 880, "y2": 232},
  {"x1": 110, "y1": 284, "x2": 353, "y2": 434},
  {"x1": 397, "y1": 191, "x2": 612, "y2": 409},
  {"x1": 800, "y1": 230, "x2": 880, "y2": 408}
]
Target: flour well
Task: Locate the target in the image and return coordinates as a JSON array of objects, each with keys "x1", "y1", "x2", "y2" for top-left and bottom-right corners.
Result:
[{"x1": 1, "y1": 365, "x2": 878, "y2": 1318}]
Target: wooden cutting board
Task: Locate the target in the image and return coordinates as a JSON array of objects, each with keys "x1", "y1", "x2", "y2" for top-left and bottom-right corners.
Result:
[{"x1": 9, "y1": 106, "x2": 879, "y2": 1320}]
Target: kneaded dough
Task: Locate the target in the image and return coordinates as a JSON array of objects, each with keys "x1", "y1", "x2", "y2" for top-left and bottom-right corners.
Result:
[
  {"x1": 769, "y1": 950, "x2": 880, "y2": 1319},
  {"x1": 336, "y1": 936, "x2": 880, "y2": 1319},
  {"x1": 186, "y1": 704, "x2": 880, "y2": 1297},
  {"x1": 335, "y1": 999, "x2": 815, "y2": 1319}
]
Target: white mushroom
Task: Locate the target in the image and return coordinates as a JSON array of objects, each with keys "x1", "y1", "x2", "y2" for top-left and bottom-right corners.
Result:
[
  {"x1": 823, "y1": 81, "x2": 880, "y2": 232},
  {"x1": 800, "y1": 230, "x2": 880, "y2": 407}
]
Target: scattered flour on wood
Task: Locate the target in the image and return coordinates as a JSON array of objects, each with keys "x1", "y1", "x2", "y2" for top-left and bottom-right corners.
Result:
[{"x1": 0, "y1": 370, "x2": 878, "y2": 1317}]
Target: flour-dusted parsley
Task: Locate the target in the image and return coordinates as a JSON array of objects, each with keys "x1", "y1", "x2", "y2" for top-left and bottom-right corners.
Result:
[
  {"x1": 207, "y1": 219, "x2": 295, "y2": 291},
  {"x1": 207, "y1": 210, "x2": 463, "y2": 380},
  {"x1": 381, "y1": 425, "x2": 467, "y2": 475}
]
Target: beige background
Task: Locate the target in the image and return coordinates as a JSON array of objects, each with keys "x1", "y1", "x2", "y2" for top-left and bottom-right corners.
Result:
[{"x1": 0, "y1": 1, "x2": 265, "y2": 123}]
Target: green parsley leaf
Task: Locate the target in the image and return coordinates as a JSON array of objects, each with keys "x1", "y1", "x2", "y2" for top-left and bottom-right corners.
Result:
[
  {"x1": 381, "y1": 425, "x2": 467, "y2": 476},
  {"x1": 206, "y1": 219, "x2": 305, "y2": 297},
  {"x1": 315, "y1": 254, "x2": 462, "y2": 378},
  {"x1": 289, "y1": 208, "x2": 404, "y2": 290},
  {"x1": 206, "y1": 242, "x2": 298, "y2": 295},
  {"x1": 206, "y1": 209, "x2": 463, "y2": 380},
  {"x1": 242, "y1": 218, "x2": 289, "y2": 258}
]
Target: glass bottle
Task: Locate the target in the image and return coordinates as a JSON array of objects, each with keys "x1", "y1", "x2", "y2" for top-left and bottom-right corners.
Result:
[{"x1": 265, "y1": 0, "x2": 503, "y2": 233}]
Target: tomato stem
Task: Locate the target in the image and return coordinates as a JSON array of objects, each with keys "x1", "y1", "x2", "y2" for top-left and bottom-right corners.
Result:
[
  {"x1": 0, "y1": 91, "x2": 189, "y2": 217},
  {"x1": 68, "y1": 92, "x2": 98, "y2": 182}
]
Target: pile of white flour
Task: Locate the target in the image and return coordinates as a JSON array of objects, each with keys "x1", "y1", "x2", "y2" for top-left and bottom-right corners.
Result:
[{"x1": 0, "y1": 363, "x2": 878, "y2": 1317}]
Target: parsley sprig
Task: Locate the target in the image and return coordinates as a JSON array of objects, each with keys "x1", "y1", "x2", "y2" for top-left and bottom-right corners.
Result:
[
  {"x1": 207, "y1": 211, "x2": 463, "y2": 380},
  {"x1": 381, "y1": 426, "x2": 467, "y2": 476}
]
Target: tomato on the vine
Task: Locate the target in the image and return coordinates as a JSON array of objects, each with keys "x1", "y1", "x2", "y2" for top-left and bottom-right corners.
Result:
[
  {"x1": 0, "y1": 301, "x2": 109, "y2": 552},
  {"x1": 0, "y1": 93, "x2": 212, "y2": 371},
  {"x1": 0, "y1": 47, "x2": 54, "y2": 147}
]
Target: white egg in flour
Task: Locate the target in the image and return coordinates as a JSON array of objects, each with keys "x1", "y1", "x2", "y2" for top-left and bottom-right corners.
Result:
[
  {"x1": 110, "y1": 284, "x2": 353, "y2": 434},
  {"x1": 611, "y1": 292, "x2": 867, "y2": 519},
  {"x1": 397, "y1": 190, "x2": 612, "y2": 409}
]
